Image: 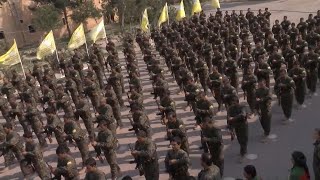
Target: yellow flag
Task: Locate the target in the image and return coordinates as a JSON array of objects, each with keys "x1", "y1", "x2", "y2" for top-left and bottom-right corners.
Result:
[
  {"x1": 88, "y1": 20, "x2": 107, "y2": 43},
  {"x1": 192, "y1": 0, "x2": 202, "y2": 15},
  {"x1": 68, "y1": 23, "x2": 86, "y2": 50},
  {"x1": 176, "y1": 0, "x2": 186, "y2": 21},
  {"x1": 37, "y1": 30, "x2": 57, "y2": 59},
  {"x1": 158, "y1": 3, "x2": 169, "y2": 27},
  {"x1": 0, "y1": 39, "x2": 21, "y2": 66},
  {"x1": 141, "y1": 9, "x2": 149, "y2": 32},
  {"x1": 211, "y1": 0, "x2": 220, "y2": 8}
]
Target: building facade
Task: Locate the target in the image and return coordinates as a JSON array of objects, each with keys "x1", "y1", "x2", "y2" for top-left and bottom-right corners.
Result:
[{"x1": 0, "y1": 0, "x2": 102, "y2": 49}]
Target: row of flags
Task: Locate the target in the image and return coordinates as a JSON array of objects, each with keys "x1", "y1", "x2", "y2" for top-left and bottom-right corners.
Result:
[
  {"x1": 144, "y1": 0, "x2": 221, "y2": 30},
  {"x1": 0, "y1": 19, "x2": 107, "y2": 72}
]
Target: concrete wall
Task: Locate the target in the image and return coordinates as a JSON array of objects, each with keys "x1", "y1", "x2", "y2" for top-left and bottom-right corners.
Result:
[{"x1": 0, "y1": 0, "x2": 103, "y2": 48}]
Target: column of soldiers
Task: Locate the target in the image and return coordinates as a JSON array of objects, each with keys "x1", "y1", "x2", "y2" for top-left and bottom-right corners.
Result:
[
  {"x1": 0, "y1": 37, "x2": 128, "y2": 179},
  {"x1": 145, "y1": 7, "x2": 320, "y2": 179},
  {"x1": 1, "y1": 7, "x2": 320, "y2": 180}
]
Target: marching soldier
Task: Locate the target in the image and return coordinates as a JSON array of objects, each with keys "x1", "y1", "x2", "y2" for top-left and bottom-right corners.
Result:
[
  {"x1": 108, "y1": 69, "x2": 124, "y2": 107},
  {"x1": 1, "y1": 122, "x2": 24, "y2": 170},
  {"x1": 96, "y1": 98, "x2": 117, "y2": 135},
  {"x1": 201, "y1": 117, "x2": 224, "y2": 176},
  {"x1": 22, "y1": 132, "x2": 51, "y2": 179},
  {"x1": 166, "y1": 112, "x2": 189, "y2": 155},
  {"x1": 197, "y1": 153, "x2": 221, "y2": 180},
  {"x1": 64, "y1": 114, "x2": 89, "y2": 166},
  {"x1": 165, "y1": 137, "x2": 190, "y2": 180},
  {"x1": 84, "y1": 157, "x2": 107, "y2": 180},
  {"x1": 227, "y1": 97, "x2": 248, "y2": 163},
  {"x1": 131, "y1": 131, "x2": 159, "y2": 180},
  {"x1": 303, "y1": 47, "x2": 319, "y2": 95},
  {"x1": 50, "y1": 145, "x2": 79, "y2": 179},
  {"x1": 289, "y1": 61, "x2": 307, "y2": 108},
  {"x1": 44, "y1": 108, "x2": 65, "y2": 145},
  {"x1": 208, "y1": 66, "x2": 223, "y2": 112},
  {"x1": 255, "y1": 55, "x2": 272, "y2": 88},
  {"x1": 75, "y1": 98, "x2": 95, "y2": 140},
  {"x1": 195, "y1": 92, "x2": 216, "y2": 128},
  {"x1": 25, "y1": 103, "x2": 47, "y2": 148},
  {"x1": 129, "y1": 110, "x2": 152, "y2": 138},
  {"x1": 255, "y1": 79, "x2": 273, "y2": 142},
  {"x1": 241, "y1": 68, "x2": 257, "y2": 114},
  {"x1": 91, "y1": 121, "x2": 121, "y2": 180},
  {"x1": 274, "y1": 69, "x2": 296, "y2": 124},
  {"x1": 105, "y1": 84, "x2": 123, "y2": 127}
]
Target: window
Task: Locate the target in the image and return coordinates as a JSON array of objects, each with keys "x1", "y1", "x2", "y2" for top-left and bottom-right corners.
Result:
[
  {"x1": 28, "y1": 25, "x2": 36, "y2": 33},
  {"x1": 0, "y1": 31, "x2": 4, "y2": 39}
]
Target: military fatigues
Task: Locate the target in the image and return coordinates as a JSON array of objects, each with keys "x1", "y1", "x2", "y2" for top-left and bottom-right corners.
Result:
[
  {"x1": 22, "y1": 141, "x2": 51, "y2": 179},
  {"x1": 2, "y1": 131, "x2": 24, "y2": 166},
  {"x1": 195, "y1": 99, "x2": 215, "y2": 125},
  {"x1": 165, "y1": 149, "x2": 190, "y2": 180},
  {"x1": 289, "y1": 67, "x2": 307, "y2": 105},
  {"x1": 208, "y1": 71, "x2": 223, "y2": 111},
  {"x1": 202, "y1": 125, "x2": 224, "y2": 176},
  {"x1": 96, "y1": 104, "x2": 117, "y2": 135},
  {"x1": 255, "y1": 86, "x2": 272, "y2": 136},
  {"x1": 134, "y1": 138, "x2": 159, "y2": 180},
  {"x1": 94, "y1": 127, "x2": 120, "y2": 179},
  {"x1": 303, "y1": 52, "x2": 319, "y2": 93},
  {"x1": 167, "y1": 119, "x2": 189, "y2": 154},
  {"x1": 130, "y1": 111, "x2": 152, "y2": 137},
  {"x1": 75, "y1": 99, "x2": 95, "y2": 139},
  {"x1": 45, "y1": 113, "x2": 65, "y2": 145},
  {"x1": 25, "y1": 107, "x2": 47, "y2": 147},
  {"x1": 228, "y1": 104, "x2": 248, "y2": 156},
  {"x1": 108, "y1": 72, "x2": 124, "y2": 106},
  {"x1": 241, "y1": 73, "x2": 257, "y2": 113},
  {"x1": 84, "y1": 169, "x2": 106, "y2": 180},
  {"x1": 197, "y1": 165, "x2": 221, "y2": 180},
  {"x1": 64, "y1": 120, "x2": 89, "y2": 164},
  {"x1": 53, "y1": 154, "x2": 79, "y2": 179},
  {"x1": 105, "y1": 87, "x2": 122, "y2": 127},
  {"x1": 274, "y1": 75, "x2": 296, "y2": 119}
]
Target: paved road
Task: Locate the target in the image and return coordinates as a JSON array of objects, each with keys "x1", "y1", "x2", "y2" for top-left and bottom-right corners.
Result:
[{"x1": 1, "y1": 0, "x2": 320, "y2": 180}]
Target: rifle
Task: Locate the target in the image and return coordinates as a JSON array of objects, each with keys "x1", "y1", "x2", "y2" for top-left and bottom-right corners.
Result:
[
  {"x1": 41, "y1": 126, "x2": 53, "y2": 143},
  {"x1": 0, "y1": 143, "x2": 8, "y2": 157},
  {"x1": 64, "y1": 135, "x2": 77, "y2": 150},
  {"x1": 155, "y1": 100, "x2": 166, "y2": 125},
  {"x1": 128, "y1": 144, "x2": 144, "y2": 176},
  {"x1": 91, "y1": 141, "x2": 104, "y2": 164},
  {"x1": 127, "y1": 116, "x2": 137, "y2": 132}
]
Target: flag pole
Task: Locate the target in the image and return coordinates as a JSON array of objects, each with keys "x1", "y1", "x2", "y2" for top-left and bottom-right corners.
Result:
[
  {"x1": 55, "y1": 50, "x2": 64, "y2": 76},
  {"x1": 166, "y1": 3, "x2": 170, "y2": 25},
  {"x1": 85, "y1": 41, "x2": 90, "y2": 57},
  {"x1": 18, "y1": 56, "x2": 26, "y2": 79}
]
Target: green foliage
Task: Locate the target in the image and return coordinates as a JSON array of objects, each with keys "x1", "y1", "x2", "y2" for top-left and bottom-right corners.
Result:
[
  {"x1": 70, "y1": 1, "x2": 102, "y2": 24},
  {"x1": 32, "y1": 4, "x2": 63, "y2": 31}
]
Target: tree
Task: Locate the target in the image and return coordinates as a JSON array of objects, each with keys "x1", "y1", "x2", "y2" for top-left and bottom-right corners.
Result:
[
  {"x1": 0, "y1": 0, "x2": 7, "y2": 6},
  {"x1": 32, "y1": 0, "x2": 101, "y2": 37},
  {"x1": 70, "y1": 1, "x2": 102, "y2": 24},
  {"x1": 32, "y1": 4, "x2": 63, "y2": 32}
]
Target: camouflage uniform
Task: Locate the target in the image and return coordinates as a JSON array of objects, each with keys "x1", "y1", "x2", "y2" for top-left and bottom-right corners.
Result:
[
  {"x1": 165, "y1": 149, "x2": 190, "y2": 180},
  {"x1": 94, "y1": 124, "x2": 120, "y2": 179},
  {"x1": 22, "y1": 140, "x2": 51, "y2": 179},
  {"x1": 53, "y1": 154, "x2": 79, "y2": 179},
  {"x1": 133, "y1": 138, "x2": 159, "y2": 180},
  {"x1": 64, "y1": 119, "x2": 89, "y2": 164}
]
